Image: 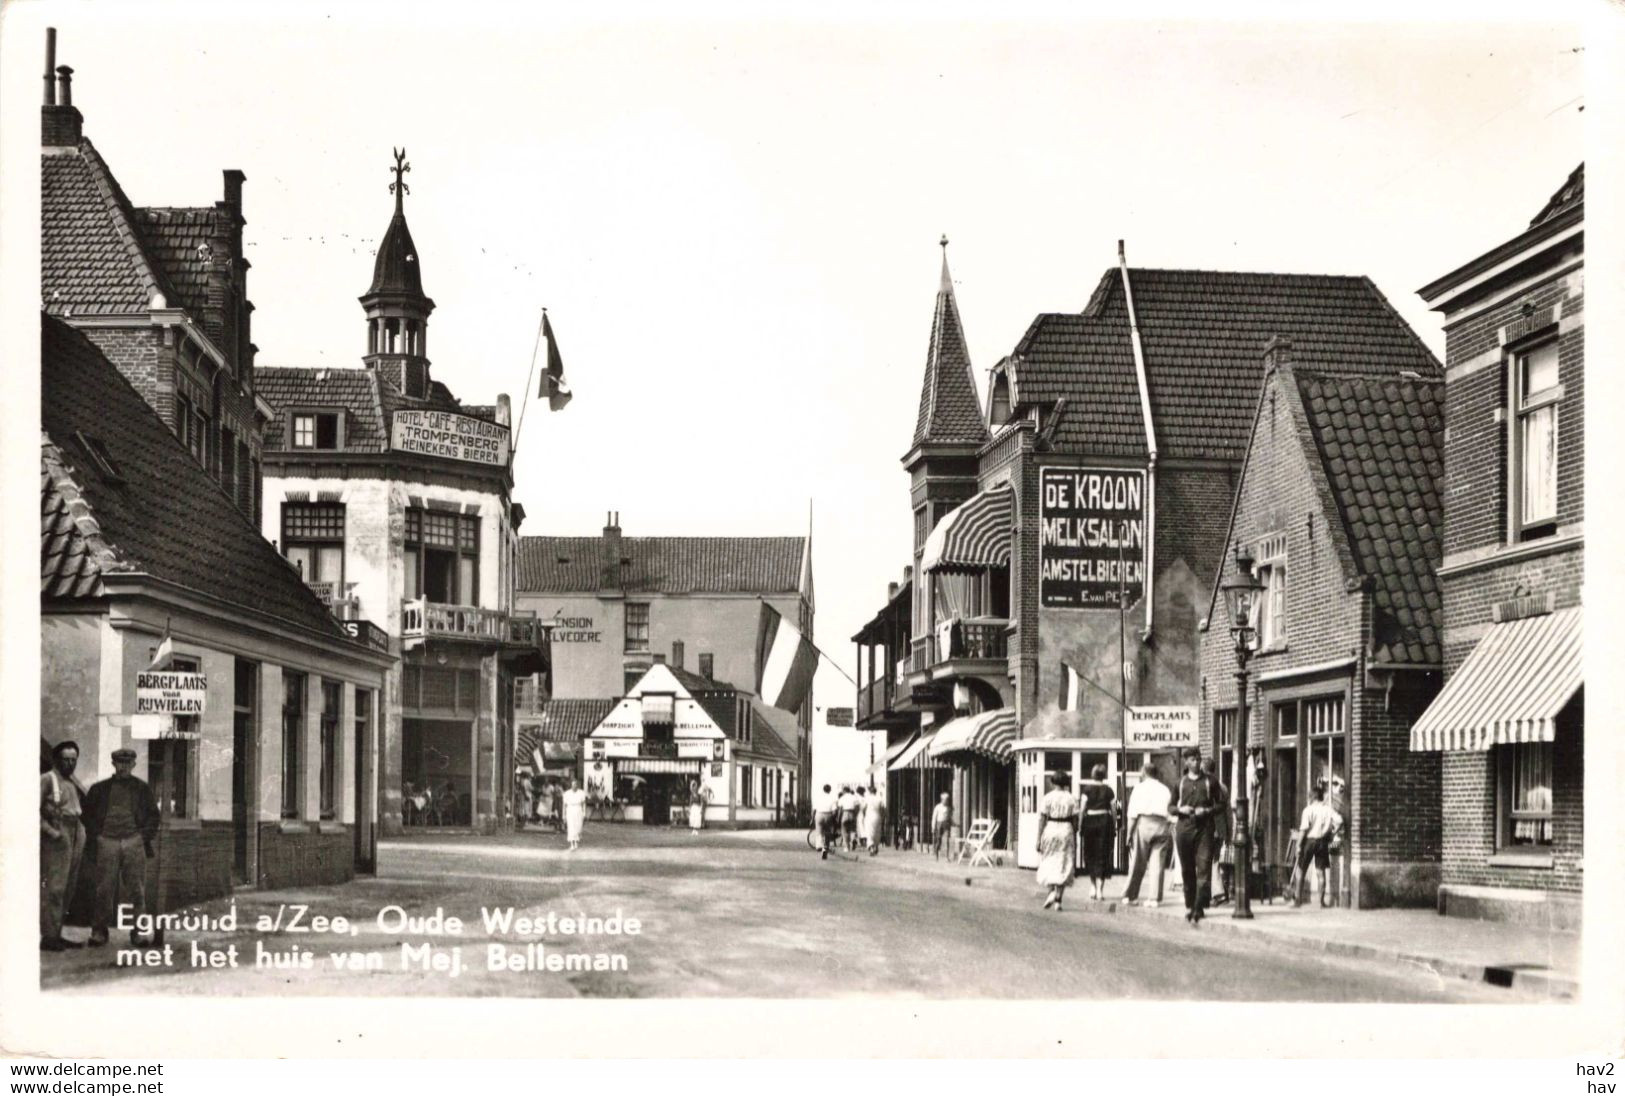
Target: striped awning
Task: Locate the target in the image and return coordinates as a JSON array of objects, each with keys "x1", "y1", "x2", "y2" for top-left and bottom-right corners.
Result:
[
  {"x1": 890, "y1": 731, "x2": 948, "y2": 771},
  {"x1": 871, "y1": 733, "x2": 919, "y2": 776},
  {"x1": 921, "y1": 485, "x2": 1012, "y2": 573},
  {"x1": 618, "y1": 758, "x2": 705, "y2": 775},
  {"x1": 1410, "y1": 608, "x2": 1582, "y2": 751},
  {"x1": 928, "y1": 707, "x2": 1018, "y2": 762}
]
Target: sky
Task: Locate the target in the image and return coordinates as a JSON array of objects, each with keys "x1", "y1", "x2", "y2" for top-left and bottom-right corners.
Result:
[{"x1": 1, "y1": 1, "x2": 1587, "y2": 786}]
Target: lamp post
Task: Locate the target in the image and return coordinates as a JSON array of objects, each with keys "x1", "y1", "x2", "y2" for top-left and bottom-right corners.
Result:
[{"x1": 1221, "y1": 542, "x2": 1262, "y2": 920}]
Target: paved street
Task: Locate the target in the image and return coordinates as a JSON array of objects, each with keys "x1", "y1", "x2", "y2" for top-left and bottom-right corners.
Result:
[{"x1": 43, "y1": 826, "x2": 1517, "y2": 1001}]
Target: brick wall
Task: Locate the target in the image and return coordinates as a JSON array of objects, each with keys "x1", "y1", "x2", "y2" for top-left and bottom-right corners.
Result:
[
  {"x1": 255, "y1": 822, "x2": 356, "y2": 890},
  {"x1": 82, "y1": 327, "x2": 167, "y2": 424}
]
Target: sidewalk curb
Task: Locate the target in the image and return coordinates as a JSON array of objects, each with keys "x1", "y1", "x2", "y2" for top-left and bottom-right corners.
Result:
[{"x1": 868, "y1": 849, "x2": 1577, "y2": 1000}]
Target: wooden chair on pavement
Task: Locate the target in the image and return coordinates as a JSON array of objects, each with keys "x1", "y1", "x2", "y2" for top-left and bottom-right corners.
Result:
[{"x1": 955, "y1": 818, "x2": 1003, "y2": 867}]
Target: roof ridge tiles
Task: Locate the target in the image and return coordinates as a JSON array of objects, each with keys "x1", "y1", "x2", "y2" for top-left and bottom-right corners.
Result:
[{"x1": 74, "y1": 138, "x2": 179, "y2": 308}]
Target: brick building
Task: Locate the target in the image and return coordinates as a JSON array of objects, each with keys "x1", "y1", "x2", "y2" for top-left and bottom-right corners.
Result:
[
  {"x1": 1409, "y1": 166, "x2": 1584, "y2": 928},
  {"x1": 257, "y1": 155, "x2": 546, "y2": 836},
  {"x1": 1198, "y1": 345, "x2": 1445, "y2": 908},
  {"x1": 516, "y1": 520, "x2": 813, "y2": 822},
  {"x1": 855, "y1": 246, "x2": 1444, "y2": 867},
  {"x1": 38, "y1": 40, "x2": 391, "y2": 908}
]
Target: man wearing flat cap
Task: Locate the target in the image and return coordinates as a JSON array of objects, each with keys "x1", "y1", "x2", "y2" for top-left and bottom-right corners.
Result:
[{"x1": 82, "y1": 748, "x2": 159, "y2": 947}]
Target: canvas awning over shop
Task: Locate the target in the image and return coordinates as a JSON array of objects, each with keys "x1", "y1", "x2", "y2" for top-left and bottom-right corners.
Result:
[
  {"x1": 927, "y1": 707, "x2": 1018, "y2": 763},
  {"x1": 870, "y1": 733, "x2": 919, "y2": 776},
  {"x1": 890, "y1": 730, "x2": 948, "y2": 771},
  {"x1": 617, "y1": 758, "x2": 705, "y2": 775},
  {"x1": 1410, "y1": 607, "x2": 1582, "y2": 751},
  {"x1": 920, "y1": 485, "x2": 1012, "y2": 574}
]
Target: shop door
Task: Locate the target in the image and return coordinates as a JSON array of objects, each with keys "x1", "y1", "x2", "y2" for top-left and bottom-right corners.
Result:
[
  {"x1": 644, "y1": 776, "x2": 673, "y2": 826},
  {"x1": 1015, "y1": 752, "x2": 1043, "y2": 868},
  {"x1": 231, "y1": 660, "x2": 257, "y2": 886}
]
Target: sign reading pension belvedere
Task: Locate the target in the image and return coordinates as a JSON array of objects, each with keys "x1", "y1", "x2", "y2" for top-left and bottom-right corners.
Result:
[
  {"x1": 391, "y1": 410, "x2": 510, "y2": 466},
  {"x1": 1039, "y1": 466, "x2": 1146, "y2": 608}
]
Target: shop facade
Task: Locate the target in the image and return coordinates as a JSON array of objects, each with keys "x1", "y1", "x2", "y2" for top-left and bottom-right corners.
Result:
[
  {"x1": 258, "y1": 161, "x2": 546, "y2": 834},
  {"x1": 1410, "y1": 166, "x2": 1584, "y2": 928},
  {"x1": 1198, "y1": 348, "x2": 1446, "y2": 907}
]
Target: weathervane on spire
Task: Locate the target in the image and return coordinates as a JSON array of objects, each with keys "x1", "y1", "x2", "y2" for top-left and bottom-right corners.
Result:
[
  {"x1": 940, "y1": 233, "x2": 949, "y2": 250},
  {"x1": 390, "y1": 147, "x2": 411, "y2": 207}
]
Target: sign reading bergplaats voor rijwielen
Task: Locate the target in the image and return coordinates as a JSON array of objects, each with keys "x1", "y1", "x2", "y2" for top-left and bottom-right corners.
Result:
[
  {"x1": 391, "y1": 409, "x2": 510, "y2": 466},
  {"x1": 1038, "y1": 466, "x2": 1146, "y2": 609},
  {"x1": 1123, "y1": 706, "x2": 1198, "y2": 749}
]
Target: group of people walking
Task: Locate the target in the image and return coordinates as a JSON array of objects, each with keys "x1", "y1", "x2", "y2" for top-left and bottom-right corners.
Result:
[
  {"x1": 811, "y1": 783, "x2": 884, "y2": 860},
  {"x1": 517, "y1": 774, "x2": 587, "y2": 850},
  {"x1": 1120, "y1": 750, "x2": 1232, "y2": 924},
  {"x1": 1034, "y1": 765, "x2": 1117, "y2": 911}
]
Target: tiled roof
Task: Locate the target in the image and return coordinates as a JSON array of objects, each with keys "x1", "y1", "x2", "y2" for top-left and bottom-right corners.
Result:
[
  {"x1": 745, "y1": 700, "x2": 800, "y2": 764},
  {"x1": 366, "y1": 205, "x2": 427, "y2": 298},
  {"x1": 133, "y1": 207, "x2": 217, "y2": 317},
  {"x1": 1294, "y1": 369, "x2": 1445, "y2": 665},
  {"x1": 42, "y1": 140, "x2": 176, "y2": 316},
  {"x1": 518, "y1": 536, "x2": 806, "y2": 595},
  {"x1": 257, "y1": 367, "x2": 391, "y2": 451},
  {"x1": 1530, "y1": 163, "x2": 1584, "y2": 227},
  {"x1": 1009, "y1": 268, "x2": 1441, "y2": 462},
  {"x1": 912, "y1": 252, "x2": 989, "y2": 449},
  {"x1": 519, "y1": 699, "x2": 617, "y2": 746},
  {"x1": 40, "y1": 314, "x2": 350, "y2": 642}
]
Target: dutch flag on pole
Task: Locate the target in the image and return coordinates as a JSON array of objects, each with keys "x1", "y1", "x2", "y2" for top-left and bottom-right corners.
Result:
[
  {"x1": 755, "y1": 602, "x2": 818, "y2": 714},
  {"x1": 1059, "y1": 661, "x2": 1084, "y2": 711}
]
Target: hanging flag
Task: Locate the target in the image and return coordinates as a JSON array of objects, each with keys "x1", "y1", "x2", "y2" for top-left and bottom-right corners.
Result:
[
  {"x1": 755, "y1": 602, "x2": 817, "y2": 714},
  {"x1": 147, "y1": 625, "x2": 174, "y2": 672},
  {"x1": 540, "y1": 311, "x2": 572, "y2": 411},
  {"x1": 1058, "y1": 661, "x2": 1084, "y2": 711}
]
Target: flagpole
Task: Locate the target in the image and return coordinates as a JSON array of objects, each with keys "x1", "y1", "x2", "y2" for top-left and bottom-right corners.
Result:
[{"x1": 513, "y1": 307, "x2": 548, "y2": 452}]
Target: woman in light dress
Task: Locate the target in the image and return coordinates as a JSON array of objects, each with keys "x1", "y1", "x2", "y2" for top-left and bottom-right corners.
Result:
[
  {"x1": 1033, "y1": 772, "x2": 1080, "y2": 911},
  {"x1": 861, "y1": 788, "x2": 885, "y2": 857},
  {"x1": 687, "y1": 779, "x2": 707, "y2": 834},
  {"x1": 562, "y1": 777, "x2": 588, "y2": 851}
]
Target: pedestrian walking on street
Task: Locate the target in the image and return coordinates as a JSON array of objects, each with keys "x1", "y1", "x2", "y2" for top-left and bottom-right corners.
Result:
[
  {"x1": 1202, "y1": 758, "x2": 1233, "y2": 905},
  {"x1": 837, "y1": 785, "x2": 860, "y2": 852},
  {"x1": 814, "y1": 784, "x2": 837, "y2": 859},
  {"x1": 1078, "y1": 764, "x2": 1115, "y2": 902},
  {"x1": 81, "y1": 748, "x2": 159, "y2": 947},
  {"x1": 1034, "y1": 772, "x2": 1080, "y2": 911},
  {"x1": 40, "y1": 740, "x2": 87, "y2": 951},
  {"x1": 562, "y1": 777, "x2": 588, "y2": 851},
  {"x1": 862, "y1": 789, "x2": 885, "y2": 857},
  {"x1": 1175, "y1": 748, "x2": 1218, "y2": 925},
  {"x1": 853, "y1": 787, "x2": 869, "y2": 851},
  {"x1": 1291, "y1": 781, "x2": 1343, "y2": 907},
  {"x1": 687, "y1": 779, "x2": 709, "y2": 834},
  {"x1": 931, "y1": 792, "x2": 953, "y2": 860},
  {"x1": 1123, "y1": 759, "x2": 1173, "y2": 907}
]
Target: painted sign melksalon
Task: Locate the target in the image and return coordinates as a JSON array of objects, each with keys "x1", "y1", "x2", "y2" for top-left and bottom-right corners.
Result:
[
  {"x1": 1039, "y1": 466, "x2": 1146, "y2": 608},
  {"x1": 391, "y1": 409, "x2": 510, "y2": 466}
]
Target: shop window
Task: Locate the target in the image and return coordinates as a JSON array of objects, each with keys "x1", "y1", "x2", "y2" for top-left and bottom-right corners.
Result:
[
  {"x1": 319, "y1": 680, "x2": 341, "y2": 821},
  {"x1": 282, "y1": 502, "x2": 346, "y2": 591},
  {"x1": 148, "y1": 656, "x2": 199, "y2": 819},
  {"x1": 404, "y1": 507, "x2": 480, "y2": 606},
  {"x1": 1497, "y1": 742, "x2": 1554, "y2": 848},
  {"x1": 281, "y1": 671, "x2": 306, "y2": 819},
  {"x1": 1512, "y1": 340, "x2": 1560, "y2": 542},
  {"x1": 1304, "y1": 696, "x2": 1346, "y2": 796},
  {"x1": 1214, "y1": 708, "x2": 1238, "y2": 788},
  {"x1": 1252, "y1": 532, "x2": 1287, "y2": 648},
  {"x1": 291, "y1": 411, "x2": 341, "y2": 450},
  {"x1": 624, "y1": 602, "x2": 650, "y2": 653}
]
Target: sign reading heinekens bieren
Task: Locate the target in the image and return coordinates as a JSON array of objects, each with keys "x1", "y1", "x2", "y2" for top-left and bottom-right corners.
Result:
[
  {"x1": 1124, "y1": 706, "x2": 1198, "y2": 749},
  {"x1": 135, "y1": 671, "x2": 207, "y2": 716},
  {"x1": 1038, "y1": 466, "x2": 1146, "y2": 608},
  {"x1": 391, "y1": 409, "x2": 510, "y2": 466}
]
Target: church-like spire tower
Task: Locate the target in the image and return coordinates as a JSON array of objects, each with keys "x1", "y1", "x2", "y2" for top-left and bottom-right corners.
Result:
[{"x1": 360, "y1": 147, "x2": 436, "y2": 398}]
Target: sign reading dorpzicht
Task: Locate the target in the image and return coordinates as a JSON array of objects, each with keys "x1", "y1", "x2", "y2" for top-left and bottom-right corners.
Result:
[
  {"x1": 1039, "y1": 466, "x2": 1146, "y2": 608},
  {"x1": 135, "y1": 671, "x2": 207, "y2": 716},
  {"x1": 391, "y1": 409, "x2": 510, "y2": 466},
  {"x1": 1123, "y1": 706, "x2": 1198, "y2": 749}
]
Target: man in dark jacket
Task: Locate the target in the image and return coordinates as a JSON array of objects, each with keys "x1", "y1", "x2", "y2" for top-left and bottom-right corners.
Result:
[
  {"x1": 1174, "y1": 748, "x2": 1218, "y2": 925},
  {"x1": 81, "y1": 748, "x2": 159, "y2": 947}
]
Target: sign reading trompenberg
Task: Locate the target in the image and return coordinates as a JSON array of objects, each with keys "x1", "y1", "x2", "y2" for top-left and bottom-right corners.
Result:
[
  {"x1": 1039, "y1": 466, "x2": 1146, "y2": 608},
  {"x1": 391, "y1": 410, "x2": 510, "y2": 466},
  {"x1": 135, "y1": 671, "x2": 207, "y2": 716},
  {"x1": 1123, "y1": 706, "x2": 1198, "y2": 749}
]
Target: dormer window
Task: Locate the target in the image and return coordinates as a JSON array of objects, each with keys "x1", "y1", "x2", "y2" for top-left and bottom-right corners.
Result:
[
  {"x1": 989, "y1": 368, "x2": 1012, "y2": 427},
  {"x1": 291, "y1": 411, "x2": 342, "y2": 450}
]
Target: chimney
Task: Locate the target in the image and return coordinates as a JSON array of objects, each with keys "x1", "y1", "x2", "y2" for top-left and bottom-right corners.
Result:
[
  {"x1": 698, "y1": 653, "x2": 714, "y2": 681},
  {"x1": 887, "y1": 581, "x2": 899, "y2": 602},
  {"x1": 903, "y1": 565, "x2": 913, "y2": 585},
  {"x1": 671, "y1": 640, "x2": 685, "y2": 671},
  {"x1": 495, "y1": 394, "x2": 512, "y2": 428},
  {"x1": 599, "y1": 511, "x2": 623, "y2": 590},
  {"x1": 1263, "y1": 336, "x2": 1293, "y2": 372},
  {"x1": 42, "y1": 33, "x2": 82, "y2": 147}
]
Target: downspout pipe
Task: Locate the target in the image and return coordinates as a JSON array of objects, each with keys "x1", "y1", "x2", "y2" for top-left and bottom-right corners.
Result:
[{"x1": 1118, "y1": 241, "x2": 1157, "y2": 641}]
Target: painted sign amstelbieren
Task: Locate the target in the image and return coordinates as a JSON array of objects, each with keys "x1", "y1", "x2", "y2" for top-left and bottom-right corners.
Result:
[
  {"x1": 1039, "y1": 466, "x2": 1146, "y2": 608},
  {"x1": 391, "y1": 409, "x2": 510, "y2": 466},
  {"x1": 1123, "y1": 706, "x2": 1199, "y2": 749}
]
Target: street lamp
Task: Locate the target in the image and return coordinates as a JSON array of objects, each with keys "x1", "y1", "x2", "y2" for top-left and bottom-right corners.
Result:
[{"x1": 1220, "y1": 541, "x2": 1263, "y2": 920}]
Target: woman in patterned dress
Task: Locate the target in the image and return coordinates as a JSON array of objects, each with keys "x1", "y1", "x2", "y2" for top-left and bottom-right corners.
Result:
[{"x1": 1034, "y1": 772, "x2": 1080, "y2": 911}]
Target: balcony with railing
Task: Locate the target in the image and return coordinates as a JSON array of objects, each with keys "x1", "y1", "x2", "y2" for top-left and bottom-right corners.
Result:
[
  {"x1": 400, "y1": 600, "x2": 557, "y2": 658},
  {"x1": 906, "y1": 617, "x2": 1010, "y2": 688}
]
